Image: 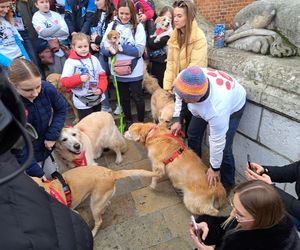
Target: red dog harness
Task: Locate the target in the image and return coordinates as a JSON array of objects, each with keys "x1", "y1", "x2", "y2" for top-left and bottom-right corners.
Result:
[
  {"x1": 145, "y1": 125, "x2": 187, "y2": 166},
  {"x1": 51, "y1": 171, "x2": 72, "y2": 207},
  {"x1": 160, "y1": 133, "x2": 186, "y2": 165}
]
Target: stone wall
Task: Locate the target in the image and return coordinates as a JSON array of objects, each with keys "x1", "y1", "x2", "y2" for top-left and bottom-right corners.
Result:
[{"x1": 206, "y1": 48, "x2": 300, "y2": 196}]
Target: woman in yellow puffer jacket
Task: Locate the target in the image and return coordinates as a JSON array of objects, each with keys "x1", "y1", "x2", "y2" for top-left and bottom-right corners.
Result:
[
  {"x1": 164, "y1": 0, "x2": 208, "y2": 133},
  {"x1": 163, "y1": 0, "x2": 208, "y2": 92}
]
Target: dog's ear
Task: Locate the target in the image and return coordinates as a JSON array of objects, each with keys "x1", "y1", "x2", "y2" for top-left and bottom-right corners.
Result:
[{"x1": 155, "y1": 16, "x2": 162, "y2": 24}]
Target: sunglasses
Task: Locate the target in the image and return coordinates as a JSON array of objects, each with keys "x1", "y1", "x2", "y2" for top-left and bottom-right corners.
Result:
[{"x1": 173, "y1": 0, "x2": 191, "y2": 8}]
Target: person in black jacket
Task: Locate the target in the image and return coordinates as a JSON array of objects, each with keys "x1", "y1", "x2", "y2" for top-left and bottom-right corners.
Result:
[
  {"x1": 190, "y1": 180, "x2": 300, "y2": 250},
  {"x1": 146, "y1": 6, "x2": 173, "y2": 87},
  {"x1": 246, "y1": 160, "x2": 300, "y2": 231},
  {"x1": 0, "y1": 69, "x2": 93, "y2": 249}
]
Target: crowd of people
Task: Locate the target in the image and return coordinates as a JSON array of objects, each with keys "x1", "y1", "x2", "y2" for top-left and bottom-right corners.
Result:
[{"x1": 0, "y1": 0, "x2": 299, "y2": 249}]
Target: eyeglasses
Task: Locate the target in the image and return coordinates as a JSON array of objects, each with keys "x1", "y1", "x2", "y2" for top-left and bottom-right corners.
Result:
[{"x1": 230, "y1": 198, "x2": 255, "y2": 223}]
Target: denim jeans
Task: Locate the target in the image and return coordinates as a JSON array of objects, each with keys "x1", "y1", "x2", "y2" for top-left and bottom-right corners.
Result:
[{"x1": 187, "y1": 105, "x2": 245, "y2": 187}]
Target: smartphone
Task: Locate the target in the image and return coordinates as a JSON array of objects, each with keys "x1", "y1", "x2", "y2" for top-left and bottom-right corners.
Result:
[
  {"x1": 191, "y1": 215, "x2": 202, "y2": 240},
  {"x1": 247, "y1": 154, "x2": 254, "y2": 171}
]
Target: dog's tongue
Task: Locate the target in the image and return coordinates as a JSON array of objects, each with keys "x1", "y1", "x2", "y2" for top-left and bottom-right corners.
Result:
[{"x1": 72, "y1": 151, "x2": 87, "y2": 167}]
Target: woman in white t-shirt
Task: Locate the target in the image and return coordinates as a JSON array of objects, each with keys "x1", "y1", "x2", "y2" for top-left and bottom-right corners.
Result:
[{"x1": 0, "y1": 0, "x2": 30, "y2": 69}]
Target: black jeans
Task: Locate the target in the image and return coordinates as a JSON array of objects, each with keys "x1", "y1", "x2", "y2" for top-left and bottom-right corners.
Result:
[
  {"x1": 77, "y1": 102, "x2": 101, "y2": 120},
  {"x1": 118, "y1": 79, "x2": 145, "y2": 122}
]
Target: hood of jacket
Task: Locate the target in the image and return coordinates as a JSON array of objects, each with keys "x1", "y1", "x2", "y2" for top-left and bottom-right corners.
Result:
[{"x1": 68, "y1": 50, "x2": 92, "y2": 60}]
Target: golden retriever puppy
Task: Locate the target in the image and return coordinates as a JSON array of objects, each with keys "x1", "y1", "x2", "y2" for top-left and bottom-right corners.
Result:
[
  {"x1": 32, "y1": 166, "x2": 157, "y2": 236},
  {"x1": 124, "y1": 123, "x2": 227, "y2": 215},
  {"x1": 104, "y1": 30, "x2": 123, "y2": 55},
  {"x1": 143, "y1": 70, "x2": 175, "y2": 125},
  {"x1": 46, "y1": 73, "x2": 80, "y2": 124},
  {"x1": 55, "y1": 112, "x2": 127, "y2": 172}
]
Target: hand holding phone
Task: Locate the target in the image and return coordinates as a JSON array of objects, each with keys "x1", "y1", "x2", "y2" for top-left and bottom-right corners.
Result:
[
  {"x1": 191, "y1": 215, "x2": 202, "y2": 240},
  {"x1": 247, "y1": 154, "x2": 253, "y2": 171}
]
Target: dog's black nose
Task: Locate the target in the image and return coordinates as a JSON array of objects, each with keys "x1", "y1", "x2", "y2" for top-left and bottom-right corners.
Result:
[{"x1": 73, "y1": 143, "x2": 80, "y2": 150}]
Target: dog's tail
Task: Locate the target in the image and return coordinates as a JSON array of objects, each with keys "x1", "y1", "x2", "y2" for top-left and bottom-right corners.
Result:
[
  {"x1": 113, "y1": 169, "x2": 158, "y2": 180},
  {"x1": 143, "y1": 68, "x2": 161, "y2": 94}
]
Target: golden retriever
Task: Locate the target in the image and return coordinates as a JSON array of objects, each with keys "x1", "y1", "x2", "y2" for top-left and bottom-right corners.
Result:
[
  {"x1": 32, "y1": 166, "x2": 157, "y2": 236},
  {"x1": 46, "y1": 73, "x2": 80, "y2": 124},
  {"x1": 124, "y1": 123, "x2": 227, "y2": 215},
  {"x1": 55, "y1": 112, "x2": 127, "y2": 172},
  {"x1": 143, "y1": 70, "x2": 175, "y2": 125}
]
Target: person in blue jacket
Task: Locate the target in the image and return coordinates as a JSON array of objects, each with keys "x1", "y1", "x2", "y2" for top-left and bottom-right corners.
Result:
[
  {"x1": 64, "y1": 0, "x2": 96, "y2": 36},
  {"x1": 8, "y1": 58, "x2": 67, "y2": 179},
  {"x1": 0, "y1": 0, "x2": 30, "y2": 69}
]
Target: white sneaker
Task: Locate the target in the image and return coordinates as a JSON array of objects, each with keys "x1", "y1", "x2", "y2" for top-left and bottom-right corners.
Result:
[
  {"x1": 114, "y1": 106, "x2": 122, "y2": 115},
  {"x1": 101, "y1": 107, "x2": 112, "y2": 113}
]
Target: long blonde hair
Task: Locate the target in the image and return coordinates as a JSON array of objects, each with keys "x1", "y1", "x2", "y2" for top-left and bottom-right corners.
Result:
[
  {"x1": 223, "y1": 180, "x2": 285, "y2": 230},
  {"x1": 173, "y1": 0, "x2": 196, "y2": 48},
  {"x1": 7, "y1": 58, "x2": 41, "y2": 87}
]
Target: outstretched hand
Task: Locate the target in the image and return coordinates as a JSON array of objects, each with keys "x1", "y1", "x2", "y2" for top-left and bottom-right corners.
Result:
[{"x1": 207, "y1": 167, "x2": 220, "y2": 188}]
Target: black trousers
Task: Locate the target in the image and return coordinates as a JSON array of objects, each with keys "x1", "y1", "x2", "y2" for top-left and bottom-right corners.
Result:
[
  {"x1": 118, "y1": 79, "x2": 145, "y2": 122},
  {"x1": 77, "y1": 102, "x2": 101, "y2": 120}
]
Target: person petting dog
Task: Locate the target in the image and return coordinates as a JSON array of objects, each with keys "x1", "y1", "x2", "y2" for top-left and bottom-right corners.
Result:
[
  {"x1": 101, "y1": 0, "x2": 146, "y2": 129},
  {"x1": 246, "y1": 160, "x2": 300, "y2": 231},
  {"x1": 171, "y1": 66, "x2": 246, "y2": 193},
  {"x1": 61, "y1": 33, "x2": 108, "y2": 120},
  {"x1": 164, "y1": 0, "x2": 208, "y2": 135},
  {"x1": 7, "y1": 58, "x2": 67, "y2": 180},
  {"x1": 190, "y1": 180, "x2": 300, "y2": 250}
]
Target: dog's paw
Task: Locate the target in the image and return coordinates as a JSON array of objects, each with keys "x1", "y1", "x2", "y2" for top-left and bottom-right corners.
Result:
[
  {"x1": 115, "y1": 156, "x2": 123, "y2": 164},
  {"x1": 149, "y1": 183, "x2": 157, "y2": 190},
  {"x1": 118, "y1": 45, "x2": 123, "y2": 52},
  {"x1": 109, "y1": 47, "x2": 117, "y2": 55}
]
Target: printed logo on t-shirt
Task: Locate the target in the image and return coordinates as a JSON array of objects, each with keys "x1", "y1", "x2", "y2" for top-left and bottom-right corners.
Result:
[
  {"x1": 0, "y1": 22, "x2": 16, "y2": 47},
  {"x1": 73, "y1": 63, "x2": 98, "y2": 95},
  {"x1": 206, "y1": 68, "x2": 235, "y2": 90}
]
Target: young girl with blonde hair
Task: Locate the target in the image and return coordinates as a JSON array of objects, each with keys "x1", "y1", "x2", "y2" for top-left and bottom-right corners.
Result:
[
  {"x1": 61, "y1": 33, "x2": 108, "y2": 119},
  {"x1": 8, "y1": 58, "x2": 67, "y2": 179}
]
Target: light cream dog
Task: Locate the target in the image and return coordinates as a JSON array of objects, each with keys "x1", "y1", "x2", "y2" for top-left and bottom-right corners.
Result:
[
  {"x1": 143, "y1": 69, "x2": 174, "y2": 125},
  {"x1": 55, "y1": 112, "x2": 127, "y2": 172},
  {"x1": 150, "y1": 16, "x2": 173, "y2": 43},
  {"x1": 124, "y1": 123, "x2": 227, "y2": 215},
  {"x1": 32, "y1": 166, "x2": 157, "y2": 236}
]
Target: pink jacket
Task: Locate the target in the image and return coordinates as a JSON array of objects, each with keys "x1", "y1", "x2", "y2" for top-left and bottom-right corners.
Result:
[{"x1": 113, "y1": 0, "x2": 154, "y2": 20}]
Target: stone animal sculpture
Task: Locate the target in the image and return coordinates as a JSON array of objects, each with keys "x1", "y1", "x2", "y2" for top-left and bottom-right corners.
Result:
[{"x1": 225, "y1": 0, "x2": 300, "y2": 57}]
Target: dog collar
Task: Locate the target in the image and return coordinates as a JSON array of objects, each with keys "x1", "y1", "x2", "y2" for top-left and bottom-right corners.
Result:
[
  {"x1": 72, "y1": 150, "x2": 87, "y2": 167},
  {"x1": 156, "y1": 28, "x2": 165, "y2": 35},
  {"x1": 145, "y1": 125, "x2": 158, "y2": 143}
]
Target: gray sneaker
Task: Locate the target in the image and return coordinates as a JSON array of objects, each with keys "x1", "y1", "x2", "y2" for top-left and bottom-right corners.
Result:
[
  {"x1": 101, "y1": 107, "x2": 112, "y2": 113},
  {"x1": 114, "y1": 106, "x2": 122, "y2": 115}
]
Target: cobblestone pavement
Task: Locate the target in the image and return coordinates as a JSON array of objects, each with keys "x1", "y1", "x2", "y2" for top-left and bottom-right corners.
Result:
[{"x1": 65, "y1": 92, "x2": 242, "y2": 250}]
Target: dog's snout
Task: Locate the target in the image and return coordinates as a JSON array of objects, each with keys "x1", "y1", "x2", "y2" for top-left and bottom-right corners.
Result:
[{"x1": 73, "y1": 143, "x2": 80, "y2": 150}]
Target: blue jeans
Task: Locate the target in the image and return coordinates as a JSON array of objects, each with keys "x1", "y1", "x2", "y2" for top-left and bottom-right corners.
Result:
[
  {"x1": 290, "y1": 214, "x2": 300, "y2": 232},
  {"x1": 187, "y1": 105, "x2": 245, "y2": 187}
]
